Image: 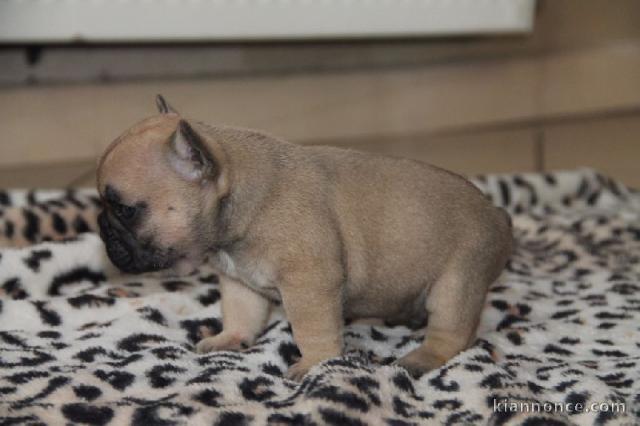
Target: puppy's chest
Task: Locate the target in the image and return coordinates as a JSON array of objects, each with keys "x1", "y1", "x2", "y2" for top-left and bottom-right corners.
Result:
[{"x1": 213, "y1": 251, "x2": 281, "y2": 300}]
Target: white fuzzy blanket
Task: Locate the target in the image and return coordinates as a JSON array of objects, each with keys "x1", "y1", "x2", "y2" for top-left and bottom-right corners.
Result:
[{"x1": 0, "y1": 169, "x2": 638, "y2": 425}]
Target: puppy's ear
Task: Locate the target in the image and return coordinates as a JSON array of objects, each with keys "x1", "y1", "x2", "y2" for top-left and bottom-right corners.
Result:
[
  {"x1": 167, "y1": 120, "x2": 217, "y2": 182},
  {"x1": 155, "y1": 94, "x2": 178, "y2": 114}
]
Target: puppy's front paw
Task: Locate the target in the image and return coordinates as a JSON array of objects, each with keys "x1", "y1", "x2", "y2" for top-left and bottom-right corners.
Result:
[
  {"x1": 396, "y1": 349, "x2": 447, "y2": 378},
  {"x1": 285, "y1": 359, "x2": 315, "y2": 381},
  {"x1": 195, "y1": 332, "x2": 250, "y2": 354}
]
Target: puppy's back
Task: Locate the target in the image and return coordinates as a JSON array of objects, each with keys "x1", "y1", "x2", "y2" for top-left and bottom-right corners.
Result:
[{"x1": 306, "y1": 145, "x2": 509, "y2": 294}]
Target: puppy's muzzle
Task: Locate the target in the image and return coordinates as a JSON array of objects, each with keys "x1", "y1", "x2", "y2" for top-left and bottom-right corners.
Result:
[{"x1": 98, "y1": 211, "x2": 172, "y2": 274}]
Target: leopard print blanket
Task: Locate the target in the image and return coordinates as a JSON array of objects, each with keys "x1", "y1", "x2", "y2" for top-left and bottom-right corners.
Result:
[{"x1": 0, "y1": 169, "x2": 638, "y2": 425}]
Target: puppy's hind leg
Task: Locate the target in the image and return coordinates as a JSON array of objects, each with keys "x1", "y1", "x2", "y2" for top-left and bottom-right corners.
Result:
[
  {"x1": 196, "y1": 276, "x2": 271, "y2": 353},
  {"x1": 396, "y1": 260, "x2": 493, "y2": 377}
]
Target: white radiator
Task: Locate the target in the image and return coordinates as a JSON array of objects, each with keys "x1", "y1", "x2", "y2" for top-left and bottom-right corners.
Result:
[{"x1": 0, "y1": 0, "x2": 536, "y2": 43}]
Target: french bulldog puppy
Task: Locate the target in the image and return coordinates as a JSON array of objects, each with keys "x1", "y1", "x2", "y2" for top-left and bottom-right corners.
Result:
[{"x1": 97, "y1": 95, "x2": 512, "y2": 379}]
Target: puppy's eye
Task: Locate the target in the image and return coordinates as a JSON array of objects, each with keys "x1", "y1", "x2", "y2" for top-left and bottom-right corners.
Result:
[{"x1": 113, "y1": 202, "x2": 136, "y2": 220}]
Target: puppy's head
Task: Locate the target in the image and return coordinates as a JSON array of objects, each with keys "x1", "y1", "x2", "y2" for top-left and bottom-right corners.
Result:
[{"x1": 96, "y1": 95, "x2": 229, "y2": 274}]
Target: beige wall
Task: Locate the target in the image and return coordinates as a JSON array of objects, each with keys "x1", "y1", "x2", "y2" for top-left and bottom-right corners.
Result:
[{"x1": 1, "y1": 0, "x2": 639, "y2": 188}]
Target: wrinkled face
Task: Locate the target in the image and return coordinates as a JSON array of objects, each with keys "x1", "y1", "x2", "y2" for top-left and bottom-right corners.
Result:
[
  {"x1": 97, "y1": 184, "x2": 177, "y2": 274},
  {"x1": 97, "y1": 115, "x2": 221, "y2": 274}
]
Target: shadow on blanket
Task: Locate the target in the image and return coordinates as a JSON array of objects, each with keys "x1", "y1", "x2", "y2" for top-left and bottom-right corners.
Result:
[{"x1": 0, "y1": 169, "x2": 638, "y2": 425}]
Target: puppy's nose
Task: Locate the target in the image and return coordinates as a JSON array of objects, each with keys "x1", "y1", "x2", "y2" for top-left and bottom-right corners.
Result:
[
  {"x1": 108, "y1": 238, "x2": 133, "y2": 266},
  {"x1": 98, "y1": 211, "x2": 134, "y2": 269}
]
